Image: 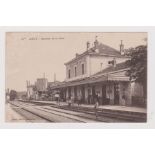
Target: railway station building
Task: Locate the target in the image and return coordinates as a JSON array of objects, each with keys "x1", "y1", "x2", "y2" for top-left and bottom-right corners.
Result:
[{"x1": 48, "y1": 38, "x2": 145, "y2": 107}]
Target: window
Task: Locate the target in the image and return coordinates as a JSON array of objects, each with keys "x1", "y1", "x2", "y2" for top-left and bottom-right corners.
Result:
[
  {"x1": 82, "y1": 64, "x2": 84, "y2": 75},
  {"x1": 75, "y1": 66, "x2": 77, "y2": 77},
  {"x1": 68, "y1": 69, "x2": 71, "y2": 78}
]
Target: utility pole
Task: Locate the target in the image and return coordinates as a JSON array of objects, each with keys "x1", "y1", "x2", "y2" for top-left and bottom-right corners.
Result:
[
  {"x1": 54, "y1": 73, "x2": 56, "y2": 82},
  {"x1": 43, "y1": 73, "x2": 45, "y2": 92}
]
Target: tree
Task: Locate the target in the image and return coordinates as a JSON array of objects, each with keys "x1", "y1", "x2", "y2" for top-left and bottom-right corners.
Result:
[
  {"x1": 126, "y1": 45, "x2": 147, "y2": 100},
  {"x1": 9, "y1": 90, "x2": 17, "y2": 100},
  {"x1": 47, "y1": 85, "x2": 53, "y2": 98}
]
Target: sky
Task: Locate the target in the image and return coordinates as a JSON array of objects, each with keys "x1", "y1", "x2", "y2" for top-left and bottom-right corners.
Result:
[{"x1": 5, "y1": 32, "x2": 147, "y2": 91}]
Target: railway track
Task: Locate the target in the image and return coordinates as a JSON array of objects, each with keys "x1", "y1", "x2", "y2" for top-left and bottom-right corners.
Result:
[
  {"x1": 23, "y1": 100, "x2": 145, "y2": 122},
  {"x1": 11, "y1": 105, "x2": 49, "y2": 122},
  {"x1": 13, "y1": 101, "x2": 128, "y2": 122},
  {"x1": 9, "y1": 101, "x2": 100, "y2": 122},
  {"x1": 9, "y1": 100, "x2": 146, "y2": 122}
]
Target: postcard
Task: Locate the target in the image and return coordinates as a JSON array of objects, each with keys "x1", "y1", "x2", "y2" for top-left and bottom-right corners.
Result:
[{"x1": 0, "y1": 27, "x2": 154, "y2": 128}]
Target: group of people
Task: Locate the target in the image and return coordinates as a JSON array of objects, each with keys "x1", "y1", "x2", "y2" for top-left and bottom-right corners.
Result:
[
  {"x1": 55, "y1": 91, "x2": 100, "y2": 105},
  {"x1": 67, "y1": 92, "x2": 100, "y2": 119},
  {"x1": 54, "y1": 91, "x2": 100, "y2": 119}
]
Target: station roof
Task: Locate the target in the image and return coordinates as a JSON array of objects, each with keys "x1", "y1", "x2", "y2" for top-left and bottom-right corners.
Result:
[
  {"x1": 94, "y1": 62, "x2": 129, "y2": 76},
  {"x1": 65, "y1": 43, "x2": 130, "y2": 65}
]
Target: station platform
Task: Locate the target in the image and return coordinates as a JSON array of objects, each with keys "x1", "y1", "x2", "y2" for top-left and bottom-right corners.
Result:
[
  {"x1": 24, "y1": 100, "x2": 146, "y2": 114},
  {"x1": 5, "y1": 103, "x2": 26, "y2": 122},
  {"x1": 17, "y1": 100, "x2": 147, "y2": 122}
]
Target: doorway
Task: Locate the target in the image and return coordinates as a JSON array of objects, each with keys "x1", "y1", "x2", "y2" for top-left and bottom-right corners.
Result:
[
  {"x1": 81, "y1": 85, "x2": 85, "y2": 102},
  {"x1": 92, "y1": 85, "x2": 95, "y2": 104},
  {"x1": 114, "y1": 83, "x2": 119, "y2": 105},
  {"x1": 68, "y1": 87, "x2": 71, "y2": 99},
  {"x1": 102, "y1": 85, "x2": 106, "y2": 105},
  {"x1": 74, "y1": 86, "x2": 77, "y2": 101}
]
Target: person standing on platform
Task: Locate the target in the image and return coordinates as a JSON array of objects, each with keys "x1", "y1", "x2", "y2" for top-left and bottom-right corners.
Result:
[
  {"x1": 55, "y1": 93, "x2": 60, "y2": 106},
  {"x1": 94, "y1": 92, "x2": 99, "y2": 119},
  {"x1": 77, "y1": 93, "x2": 82, "y2": 106},
  {"x1": 68, "y1": 96, "x2": 73, "y2": 108}
]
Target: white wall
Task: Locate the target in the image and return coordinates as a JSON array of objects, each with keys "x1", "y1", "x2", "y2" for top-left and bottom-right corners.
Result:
[
  {"x1": 65, "y1": 55, "x2": 89, "y2": 81},
  {"x1": 90, "y1": 55, "x2": 129, "y2": 76},
  {"x1": 65, "y1": 54, "x2": 129, "y2": 81}
]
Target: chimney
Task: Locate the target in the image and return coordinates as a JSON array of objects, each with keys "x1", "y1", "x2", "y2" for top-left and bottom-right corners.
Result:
[
  {"x1": 94, "y1": 36, "x2": 99, "y2": 49},
  {"x1": 54, "y1": 73, "x2": 56, "y2": 82},
  {"x1": 86, "y1": 41, "x2": 90, "y2": 51},
  {"x1": 120, "y1": 40, "x2": 124, "y2": 55}
]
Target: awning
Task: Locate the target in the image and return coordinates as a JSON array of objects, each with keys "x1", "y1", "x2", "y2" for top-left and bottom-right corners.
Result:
[
  {"x1": 50, "y1": 75, "x2": 108, "y2": 89},
  {"x1": 107, "y1": 75, "x2": 130, "y2": 81},
  {"x1": 50, "y1": 74, "x2": 130, "y2": 89}
]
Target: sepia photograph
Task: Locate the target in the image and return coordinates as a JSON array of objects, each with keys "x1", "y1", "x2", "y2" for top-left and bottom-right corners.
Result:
[
  {"x1": 5, "y1": 32, "x2": 147, "y2": 123},
  {"x1": 1, "y1": 1, "x2": 155, "y2": 155}
]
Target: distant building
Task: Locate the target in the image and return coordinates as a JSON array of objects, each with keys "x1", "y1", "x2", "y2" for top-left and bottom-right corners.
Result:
[
  {"x1": 26, "y1": 78, "x2": 48, "y2": 100},
  {"x1": 35, "y1": 78, "x2": 48, "y2": 92},
  {"x1": 27, "y1": 84, "x2": 36, "y2": 99}
]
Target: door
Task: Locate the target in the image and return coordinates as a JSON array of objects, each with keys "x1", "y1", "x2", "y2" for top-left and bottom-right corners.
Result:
[
  {"x1": 81, "y1": 85, "x2": 85, "y2": 102},
  {"x1": 114, "y1": 83, "x2": 119, "y2": 105},
  {"x1": 74, "y1": 86, "x2": 77, "y2": 101},
  {"x1": 68, "y1": 87, "x2": 71, "y2": 99},
  {"x1": 102, "y1": 85, "x2": 106, "y2": 105},
  {"x1": 63, "y1": 88, "x2": 67, "y2": 101},
  {"x1": 92, "y1": 85, "x2": 95, "y2": 104}
]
